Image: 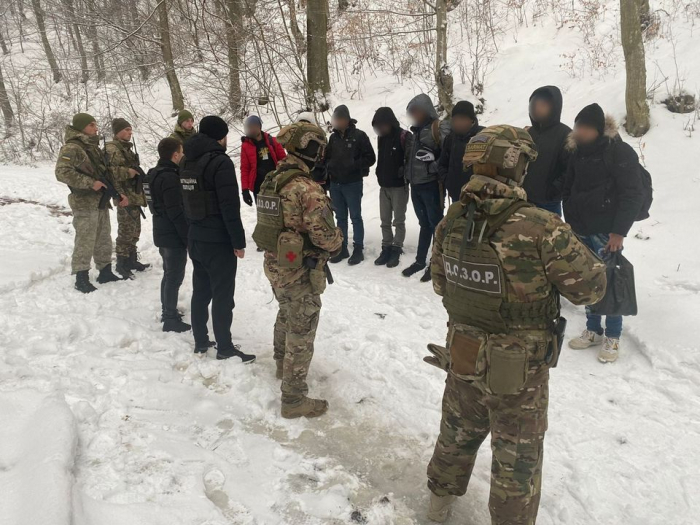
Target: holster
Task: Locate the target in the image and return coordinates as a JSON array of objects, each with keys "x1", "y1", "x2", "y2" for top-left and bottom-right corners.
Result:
[{"x1": 546, "y1": 316, "x2": 567, "y2": 368}]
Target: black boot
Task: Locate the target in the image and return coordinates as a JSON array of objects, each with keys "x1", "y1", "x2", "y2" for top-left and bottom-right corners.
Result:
[
  {"x1": 116, "y1": 256, "x2": 133, "y2": 279},
  {"x1": 329, "y1": 246, "x2": 350, "y2": 264},
  {"x1": 194, "y1": 341, "x2": 216, "y2": 355},
  {"x1": 75, "y1": 270, "x2": 96, "y2": 293},
  {"x1": 129, "y1": 252, "x2": 150, "y2": 272},
  {"x1": 420, "y1": 266, "x2": 432, "y2": 283},
  {"x1": 96, "y1": 264, "x2": 122, "y2": 284},
  {"x1": 163, "y1": 317, "x2": 192, "y2": 333},
  {"x1": 161, "y1": 309, "x2": 185, "y2": 323},
  {"x1": 217, "y1": 345, "x2": 256, "y2": 363},
  {"x1": 374, "y1": 247, "x2": 391, "y2": 266},
  {"x1": 386, "y1": 246, "x2": 402, "y2": 268},
  {"x1": 348, "y1": 246, "x2": 364, "y2": 266},
  {"x1": 402, "y1": 261, "x2": 426, "y2": 277}
]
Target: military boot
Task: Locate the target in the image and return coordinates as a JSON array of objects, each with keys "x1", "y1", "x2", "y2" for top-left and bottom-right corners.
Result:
[
  {"x1": 163, "y1": 317, "x2": 191, "y2": 333},
  {"x1": 420, "y1": 266, "x2": 432, "y2": 283},
  {"x1": 329, "y1": 246, "x2": 350, "y2": 264},
  {"x1": 75, "y1": 271, "x2": 96, "y2": 294},
  {"x1": 427, "y1": 493, "x2": 456, "y2": 523},
  {"x1": 275, "y1": 360, "x2": 284, "y2": 380},
  {"x1": 129, "y1": 252, "x2": 150, "y2": 272},
  {"x1": 96, "y1": 264, "x2": 121, "y2": 284},
  {"x1": 116, "y1": 256, "x2": 133, "y2": 279},
  {"x1": 281, "y1": 397, "x2": 329, "y2": 419},
  {"x1": 348, "y1": 246, "x2": 364, "y2": 266},
  {"x1": 374, "y1": 247, "x2": 391, "y2": 266},
  {"x1": 386, "y1": 246, "x2": 402, "y2": 268},
  {"x1": 402, "y1": 261, "x2": 426, "y2": 277}
]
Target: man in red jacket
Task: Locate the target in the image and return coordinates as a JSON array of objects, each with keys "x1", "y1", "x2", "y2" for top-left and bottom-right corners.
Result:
[{"x1": 240, "y1": 115, "x2": 287, "y2": 206}]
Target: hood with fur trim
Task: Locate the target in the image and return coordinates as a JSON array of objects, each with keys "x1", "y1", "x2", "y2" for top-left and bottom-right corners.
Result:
[{"x1": 567, "y1": 114, "x2": 619, "y2": 151}]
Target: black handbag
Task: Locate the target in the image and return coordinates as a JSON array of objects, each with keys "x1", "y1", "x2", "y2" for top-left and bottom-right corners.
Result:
[{"x1": 590, "y1": 252, "x2": 638, "y2": 317}]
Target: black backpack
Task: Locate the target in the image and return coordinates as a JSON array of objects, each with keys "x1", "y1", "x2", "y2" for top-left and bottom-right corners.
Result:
[{"x1": 604, "y1": 142, "x2": 653, "y2": 221}]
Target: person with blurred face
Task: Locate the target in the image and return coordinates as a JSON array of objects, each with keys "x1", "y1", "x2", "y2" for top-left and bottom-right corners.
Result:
[
  {"x1": 523, "y1": 86, "x2": 572, "y2": 216},
  {"x1": 437, "y1": 101, "x2": 484, "y2": 203},
  {"x1": 325, "y1": 105, "x2": 376, "y2": 266},
  {"x1": 240, "y1": 115, "x2": 287, "y2": 209},
  {"x1": 171, "y1": 109, "x2": 196, "y2": 144}
]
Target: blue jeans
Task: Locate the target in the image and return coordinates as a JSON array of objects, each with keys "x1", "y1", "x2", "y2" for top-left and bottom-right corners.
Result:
[
  {"x1": 411, "y1": 181, "x2": 444, "y2": 264},
  {"x1": 536, "y1": 201, "x2": 562, "y2": 217},
  {"x1": 580, "y1": 233, "x2": 623, "y2": 338},
  {"x1": 331, "y1": 181, "x2": 364, "y2": 249}
]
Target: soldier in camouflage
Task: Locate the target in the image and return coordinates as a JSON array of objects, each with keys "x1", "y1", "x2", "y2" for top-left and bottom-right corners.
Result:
[
  {"x1": 55, "y1": 113, "x2": 126, "y2": 293},
  {"x1": 106, "y1": 118, "x2": 149, "y2": 278},
  {"x1": 253, "y1": 122, "x2": 343, "y2": 419},
  {"x1": 170, "y1": 109, "x2": 196, "y2": 144},
  {"x1": 424, "y1": 125, "x2": 607, "y2": 523}
]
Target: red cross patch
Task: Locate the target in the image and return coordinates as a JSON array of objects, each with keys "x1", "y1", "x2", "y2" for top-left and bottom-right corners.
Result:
[{"x1": 285, "y1": 251, "x2": 297, "y2": 263}]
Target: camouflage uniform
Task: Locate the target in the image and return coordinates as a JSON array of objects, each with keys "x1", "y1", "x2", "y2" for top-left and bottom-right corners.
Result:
[
  {"x1": 426, "y1": 127, "x2": 607, "y2": 524},
  {"x1": 170, "y1": 123, "x2": 195, "y2": 144},
  {"x1": 105, "y1": 139, "x2": 146, "y2": 258},
  {"x1": 55, "y1": 126, "x2": 115, "y2": 274}
]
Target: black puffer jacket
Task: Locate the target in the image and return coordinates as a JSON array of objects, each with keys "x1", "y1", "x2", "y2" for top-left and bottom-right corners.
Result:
[
  {"x1": 563, "y1": 116, "x2": 644, "y2": 237},
  {"x1": 325, "y1": 109, "x2": 376, "y2": 184},
  {"x1": 523, "y1": 86, "x2": 572, "y2": 204},
  {"x1": 438, "y1": 123, "x2": 484, "y2": 202},
  {"x1": 372, "y1": 107, "x2": 411, "y2": 188},
  {"x1": 182, "y1": 133, "x2": 246, "y2": 249},
  {"x1": 148, "y1": 159, "x2": 189, "y2": 248}
]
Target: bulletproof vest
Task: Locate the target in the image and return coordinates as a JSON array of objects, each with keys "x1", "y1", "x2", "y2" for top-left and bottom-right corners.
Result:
[
  {"x1": 441, "y1": 200, "x2": 558, "y2": 333},
  {"x1": 144, "y1": 166, "x2": 166, "y2": 216},
  {"x1": 180, "y1": 152, "x2": 222, "y2": 221},
  {"x1": 252, "y1": 166, "x2": 312, "y2": 252}
]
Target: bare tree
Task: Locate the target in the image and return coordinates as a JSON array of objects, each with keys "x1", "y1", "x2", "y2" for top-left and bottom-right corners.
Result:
[
  {"x1": 158, "y1": 0, "x2": 185, "y2": 111},
  {"x1": 0, "y1": 61, "x2": 14, "y2": 131},
  {"x1": 224, "y1": 0, "x2": 243, "y2": 116},
  {"x1": 306, "y1": 0, "x2": 330, "y2": 110},
  {"x1": 84, "y1": 0, "x2": 105, "y2": 81},
  {"x1": 31, "y1": 0, "x2": 62, "y2": 82},
  {"x1": 620, "y1": 0, "x2": 650, "y2": 136},
  {"x1": 62, "y1": 0, "x2": 88, "y2": 83},
  {"x1": 435, "y1": 0, "x2": 454, "y2": 112},
  {"x1": 287, "y1": 0, "x2": 305, "y2": 54}
]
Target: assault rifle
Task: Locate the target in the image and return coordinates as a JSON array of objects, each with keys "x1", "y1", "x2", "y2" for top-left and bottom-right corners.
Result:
[{"x1": 97, "y1": 175, "x2": 121, "y2": 210}]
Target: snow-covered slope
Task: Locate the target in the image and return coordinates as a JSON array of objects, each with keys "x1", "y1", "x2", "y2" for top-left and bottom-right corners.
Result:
[{"x1": 2, "y1": 1, "x2": 700, "y2": 524}]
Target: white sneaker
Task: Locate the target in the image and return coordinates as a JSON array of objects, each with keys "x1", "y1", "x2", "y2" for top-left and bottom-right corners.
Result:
[
  {"x1": 427, "y1": 493, "x2": 456, "y2": 523},
  {"x1": 568, "y1": 329, "x2": 604, "y2": 350},
  {"x1": 598, "y1": 337, "x2": 620, "y2": 363}
]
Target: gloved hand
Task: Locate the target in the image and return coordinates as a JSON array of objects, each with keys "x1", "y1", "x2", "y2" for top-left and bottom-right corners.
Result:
[
  {"x1": 242, "y1": 189, "x2": 253, "y2": 207},
  {"x1": 416, "y1": 149, "x2": 436, "y2": 163},
  {"x1": 424, "y1": 343, "x2": 450, "y2": 372}
]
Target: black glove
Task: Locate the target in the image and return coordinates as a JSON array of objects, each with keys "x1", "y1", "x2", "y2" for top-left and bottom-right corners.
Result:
[
  {"x1": 242, "y1": 189, "x2": 253, "y2": 207},
  {"x1": 424, "y1": 343, "x2": 450, "y2": 372}
]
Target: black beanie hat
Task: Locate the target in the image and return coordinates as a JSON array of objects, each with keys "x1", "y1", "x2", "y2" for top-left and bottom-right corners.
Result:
[
  {"x1": 575, "y1": 103, "x2": 605, "y2": 135},
  {"x1": 199, "y1": 115, "x2": 229, "y2": 141},
  {"x1": 452, "y1": 100, "x2": 477, "y2": 122},
  {"x1": 332, "y1": 105, "x2": 351, "y2": 120}
]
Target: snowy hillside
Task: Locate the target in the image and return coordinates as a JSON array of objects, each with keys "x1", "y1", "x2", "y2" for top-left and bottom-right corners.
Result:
[{"x1": 2, "y1": 0, "x2": 700, "y2": 524}]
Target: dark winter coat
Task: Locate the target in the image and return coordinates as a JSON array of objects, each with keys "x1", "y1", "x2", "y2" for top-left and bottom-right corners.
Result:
[
  {"x1": 148, "y1": 159, "x2": 189, "y2": 249},
  {"x1": 182, "y1": 133, "x2": 246, "y2": 249},
  {"x1": 438, "y1": 124, "x2": 484, "y2": 202},
  {"x1": 372, "y1": 107, "x2": 411, "y2": 188},
  {"x1": 325, "y1": 122, "x2": 376, "y2": 184},
  {"x1": 523, "y1": 86, "x2": 572, "y2": 204},
  {"x1": 240, "y1": 132, "x2": 286, "y2": 191},
  {"x1": 405, "y1": 94, "x2": 452, "y2": 186},
  {"x1": 562, "y1": 116, "x2": 645, "y2": 237}
]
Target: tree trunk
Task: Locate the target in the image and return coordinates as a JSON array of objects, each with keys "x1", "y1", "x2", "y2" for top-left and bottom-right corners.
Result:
[
  {"x1": 63, "y1": 0, "x2": 89, "y2": 83},
  {"x1": 435, "y1": 0, "x2": 453, "y2": 113},
  {"x1": 158, "y1": 0, "x2": 185, "y2": 112},
  {"x1": 85, "y1": 0, "x2": 105, "y2": 81},
  {"x1": 31, "y1": 0, "x2": 61, "y2": 83},
  {"x1": 620, "y1": 0, "x2": 650, "y2": 136},
  {"x1": 306, "y1": 0, "x2": 330, "y2": 111},
  {"x1": 224, "y1": 0, "x2": 243, "y2": 116},
  {"x1": 0, "y1": 61, "x2": 15, "y2": 132},
  {"x1": 287, "y1": 0, "x2": 305, "y2": 54},
  {"x1": 0, "y1": 30, "x2": 9, "y2": 55}
]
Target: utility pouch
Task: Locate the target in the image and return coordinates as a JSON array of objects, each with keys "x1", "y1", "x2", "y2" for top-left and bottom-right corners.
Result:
[
  {"x1": 546, "y1": 317, "x2": 567, "y2": 368},
  {"x1": 485, "y1": 334, "x2": 529, "y2": 395},
  {"x1": 309, "y1": 267, "x2": 327, "y2": 295},
  {"x1": 448, "y1": 325, "x2": 487, "y2": 380},
  {"x1": 277, "y1": 231, "x2": 304, "y2": 268}
]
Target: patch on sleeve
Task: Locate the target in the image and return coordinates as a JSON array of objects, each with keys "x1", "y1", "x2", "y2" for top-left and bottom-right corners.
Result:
[{"x1": 61, "y1": 155, "x2": 71, "y2": 161}]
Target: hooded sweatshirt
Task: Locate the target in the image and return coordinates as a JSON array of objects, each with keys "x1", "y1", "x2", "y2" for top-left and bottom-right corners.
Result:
[
  {"x1": 405, "y1": 94, "x2": 451, "y2": 186},
  {"x1": 325, "y1": 106, "x2": 376, "y2": 184},
  {"x1": 523, "y1": 86, "x2": 572, "y2": 204},
  {"x1": 372, "y1": 107, "x2": 411, "y2": 188}
]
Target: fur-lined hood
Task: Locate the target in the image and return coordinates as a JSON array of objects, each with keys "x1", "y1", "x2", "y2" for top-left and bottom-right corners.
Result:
[{"x1": 566, "y1": 114, "x2": 619, "y2": 151}]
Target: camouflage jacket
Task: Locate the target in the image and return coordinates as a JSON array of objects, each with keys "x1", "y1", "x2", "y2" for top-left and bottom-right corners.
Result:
[
  {"x1": 105, "y1": 139, "x2": 146, "y2": 207},
  {"x1": 264, "y1": 156, "x2": 343, "y2": 289},
  {"x1": 170, "y1": 124, "x2": 195, "y2": 144},
  {"x1": 55, "y1": 126, "x2": 112, "y2": 210},
  {"x1": 432, "y1": 175, "x2": 607, "y2": 333}
]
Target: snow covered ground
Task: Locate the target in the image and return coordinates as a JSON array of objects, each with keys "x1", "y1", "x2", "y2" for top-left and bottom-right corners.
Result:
[{"x1": 3, "y1": 3, "x2": 700, "y2": 523}]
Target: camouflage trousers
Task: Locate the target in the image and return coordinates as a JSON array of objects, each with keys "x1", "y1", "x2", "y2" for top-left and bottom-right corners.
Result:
[
  {"x1": 272, "y1": 278, "x2": 322, "y2": 404},
  {"x1": 427, "y1": 367, "x2": 549, "y2": 525},
  {"x1": 70, "y1": 207, "x2": 113, "y2": 274},
  {"x1": 116, "y1": 206, "x2": 142, "y2": 257}
]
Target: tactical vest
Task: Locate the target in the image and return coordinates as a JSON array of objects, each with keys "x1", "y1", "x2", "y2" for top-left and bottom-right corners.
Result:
[
  {"x1": 144, "y1": 166, "x2": 166, "y2": 216},
  {"x1": 180, "y1": 152, "x2": 223, "y2": 221},
  {"x1": 441, "y1": 200, "x2": 558, "y2": 333},
  {"x1": 252, "y1": 167, "x2": 313, "y2": 253}
]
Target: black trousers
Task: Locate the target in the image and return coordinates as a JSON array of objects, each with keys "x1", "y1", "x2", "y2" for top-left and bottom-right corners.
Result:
[
  {"x1": 189, "y1": 240, "x2": 238, "y2": 353},
  {"x1": 159, "y1": 247, "x2": 187, "y2": 319}
]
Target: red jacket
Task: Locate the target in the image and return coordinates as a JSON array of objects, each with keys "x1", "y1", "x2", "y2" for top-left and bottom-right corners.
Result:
[{"x1": 240, "y1": 132, "x2": 287, "y2": 191}]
